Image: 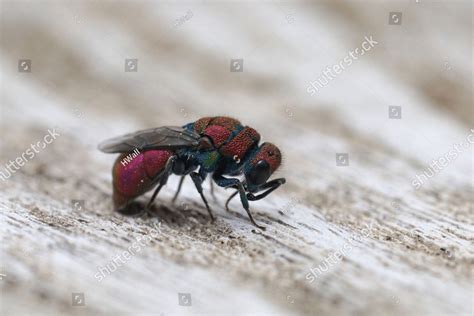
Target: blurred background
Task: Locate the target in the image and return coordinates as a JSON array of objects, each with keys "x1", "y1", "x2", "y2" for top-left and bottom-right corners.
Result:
[{"x1": 0, "y1": 1, "x2": 472, "y2": 315}]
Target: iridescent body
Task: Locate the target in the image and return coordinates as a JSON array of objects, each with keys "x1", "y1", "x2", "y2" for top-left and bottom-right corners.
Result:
[
  {"x1": 99, "y1": 116, "x2": 286, "y2": 228},
  {"x1": 112, "y1": 150, "x2": 173, "y2": 208}
]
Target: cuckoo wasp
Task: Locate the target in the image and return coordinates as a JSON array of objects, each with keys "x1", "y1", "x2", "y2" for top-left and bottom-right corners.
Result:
[{"x1": 98, "y1": 116, "x2": 285, "y2": 229}]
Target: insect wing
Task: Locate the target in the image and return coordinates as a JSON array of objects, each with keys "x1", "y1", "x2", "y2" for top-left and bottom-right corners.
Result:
[{"x1": 98, "y1": 126, "x2": 200, "y2": 153}]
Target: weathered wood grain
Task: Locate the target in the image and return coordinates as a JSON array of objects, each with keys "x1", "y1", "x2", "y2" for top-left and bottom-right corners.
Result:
[{"x1": 0, "y1": 1, "x2": 472, "y2": 315}]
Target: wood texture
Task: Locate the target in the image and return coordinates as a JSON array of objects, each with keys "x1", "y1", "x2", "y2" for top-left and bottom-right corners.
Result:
[{"x1": 0, "y1": 1, "x2": 472, "y2": 315}]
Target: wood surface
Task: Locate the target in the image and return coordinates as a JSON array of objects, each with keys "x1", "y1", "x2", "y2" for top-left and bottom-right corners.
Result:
[{"x1": 0, "y1": 1, "x2": 472, "y2": 315}]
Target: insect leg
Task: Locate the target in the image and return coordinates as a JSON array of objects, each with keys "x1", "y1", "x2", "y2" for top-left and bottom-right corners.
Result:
[
  {"x1": 213, "y1": 174, "x2": 265, "y2": 229},
  {"x1": 190, "y1": 172, "x2": 215, "y2": 221},
  {"x1": 171, "y1": 176, "x2": 185, "y2": 203},
  {"x1": 146, "y1": 156, "x2": 176, "y2": 211},
  {"x1": 146, "y1": 182, "x2": 166, "y2": 210},
  {"x1": 247, "y1": 178, "x2": 286, "y2": 201},
  {"x1": 234, "y1": 182, "x2": 265, "y2": 229},
  {"x1": 212, "y1": 174, "x2": 239, "y2": 211},
  {"x1": 225, "y1": 191, "x2": 238, "y2": 211},
  {"x1": 210, "y1": 178, "x2": 218, "y2": 201}
]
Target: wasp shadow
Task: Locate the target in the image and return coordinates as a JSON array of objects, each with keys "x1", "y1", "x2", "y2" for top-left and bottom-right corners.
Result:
[{"x1": 116, "y1": 200, "x2": 213, "y2": 227}]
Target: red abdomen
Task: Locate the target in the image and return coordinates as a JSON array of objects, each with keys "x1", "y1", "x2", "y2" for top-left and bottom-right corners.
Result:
[{"x1": 112, "y1": 149, "x2": 173, "y2": 209}]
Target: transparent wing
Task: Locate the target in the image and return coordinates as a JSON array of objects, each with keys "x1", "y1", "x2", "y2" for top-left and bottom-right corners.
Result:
[{"x1": 98, "y1": 126, "x2": 201, "y2": 153}]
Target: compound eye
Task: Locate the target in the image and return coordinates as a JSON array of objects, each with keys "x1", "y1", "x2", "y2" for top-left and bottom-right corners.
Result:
[{"x1": 247, "y1": 160, "x2": 270, "y2": 186}]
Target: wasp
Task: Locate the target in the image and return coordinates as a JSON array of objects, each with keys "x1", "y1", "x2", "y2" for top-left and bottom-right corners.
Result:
[{"x1": 98, "y1": 116, "x2": 285, "y2": 229}]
